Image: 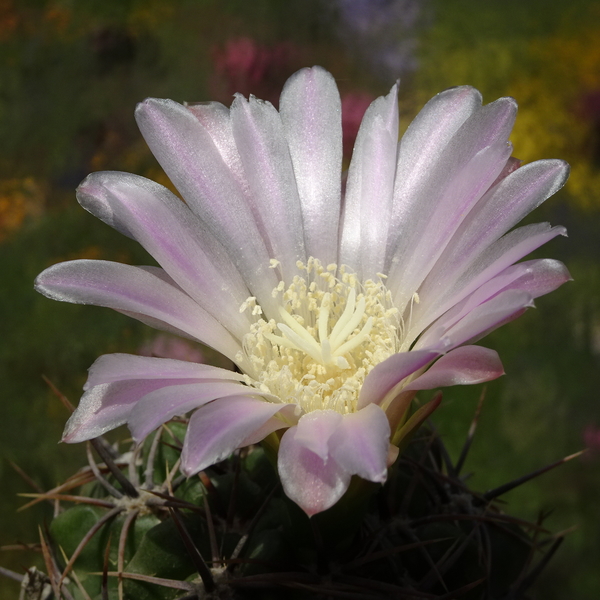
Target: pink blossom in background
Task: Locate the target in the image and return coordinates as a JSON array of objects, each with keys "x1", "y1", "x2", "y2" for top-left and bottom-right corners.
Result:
[
  {"x1": 36, "y1": 66, "x2": 571, "y2": 516},
  {"x1": 583, "y1": 424, "x2": 600, "y2": 452},
  {"x1": 341, "y1": 91, "x2": 376, "y2": 156},
  {"x1": 210, "y1": 36, "x2": 297, "y2": 106},
  {"x1": 139, "y1": 334, "x2": 205, "y2": 363}
]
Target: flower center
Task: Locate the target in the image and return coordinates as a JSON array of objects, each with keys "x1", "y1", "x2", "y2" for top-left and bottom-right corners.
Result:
[{"x1": 238, "y1": 259, "x2": 401, "y2": 414}]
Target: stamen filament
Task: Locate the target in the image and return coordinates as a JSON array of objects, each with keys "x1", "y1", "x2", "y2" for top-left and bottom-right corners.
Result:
[
  {"x1": 277, "y1": 323, "x2": 323, "y2": 363},
  {"x1": 333, "y1": 317, "x2": 374, "y2": 358},
  {"x1": 329, "y1": 288, "x2": 356, "y2": 346},
  {"x1": 278, "y1": 307, "x2": 319, "y2": 348},
  {"x1": 330, "y1": 296, "x2": 366, "y2": 350},
  {"x1": 318, "y1": 292, "x2": 331, "y2": 344}
]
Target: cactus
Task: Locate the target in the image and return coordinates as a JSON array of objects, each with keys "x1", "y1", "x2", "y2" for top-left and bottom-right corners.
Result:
[{"x1": 4, "y1": 390, "x2": 577, "y2": 600}]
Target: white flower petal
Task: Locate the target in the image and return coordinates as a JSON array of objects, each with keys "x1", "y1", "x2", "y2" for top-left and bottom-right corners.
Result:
[
  {"x1": 329, "y1": 404, "x2": 390, "y2": 483},
  {"x1": 280, "y1": 66, "x2": 343, "y2": 265},
  {"x1": 341, "y1": 83, "x2": 399, "y2": 277},
  {"x1": 77, "y1": 172, "x2": 253, "y2": 340},
  {"x1": 181, "y1": 396, "x2": 289, "y2": 476},
  {"x1": 230, "y1": 93, "x2": 306, "y2": 281},
  {"x1": 278, "y1": 421, "x2": 350, "y2": 517},
  {"x1": 35, "y1": 260, "x2": 242, "y2": 361},
  {"x1": 135, "y1": 98, "x2": 280, "y2": 315}
]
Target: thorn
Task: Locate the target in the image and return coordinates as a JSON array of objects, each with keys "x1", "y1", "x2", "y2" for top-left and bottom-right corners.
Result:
[
  {"x1": 343, "y1": 537, "x2": 453, "y2": 571},
  {"x1": 169, "y1": 507, "x2": 215, "y2": 592},
  {"x1": 59, "y1": 546, "x2": 93, "y2": 600},
  {"x1": 512, "y1": 536, "x2": 565, "y2": 596},
  {"x1": 229, "y1": 484, "x2": 280, "y2": 571},
  {"x1": 144, "y1": 428, "x2": 163, "y2": 489},
  {"x1": 42, "y1": 374, "x2": 75, "y2": 412},
  {"x1": 8, "y1": 461, "x2": 45, "y2": 495},
  {"x1": 226, "y1": 452, "x2": 241, "y2": 531},
  {"x1": 436, "y1": 577, "x2": 486, "y2": 599},
  {"x1": 90, "y1": 438, "x2": 139, "y2": 498},
  {"x1": 483, "y1": 450, "x2": 587, "y2": 501},
  {"x1": 87, "y1": 442, "x2": 123, "y2": 499},
  {"x1": 118, "y1": 509, "x2": 139, "y2": 600},
  {"x1": 0, "y1": 566, "x2": 24, "y2": 583},
  {"x1": 102, "y1": 534, "x2": 112, "y2": 600},
  {"x1": 100, "y1": 571, "x2": 193, "y2": 591},
  {"x1": 18, "y1": 492, "x2": 115, "y2": 509},
  {"x1": 38, "y1": 526, "x2": 61, "y2": 600},
  {"x1": 203, "y1": 495, "x2": 221, "y2": 567},
  {"x1": 455, "y1": 386, "x2": 486, "y2": 475}
]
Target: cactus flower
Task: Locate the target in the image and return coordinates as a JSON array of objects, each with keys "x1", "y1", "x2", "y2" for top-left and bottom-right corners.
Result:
[{"x1": 35, "y1": 67, "x2": 570, "y2": 515}]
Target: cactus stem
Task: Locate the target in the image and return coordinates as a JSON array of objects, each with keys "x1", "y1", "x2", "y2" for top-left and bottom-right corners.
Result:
[
  {"x1": 58, "y1": 506, "x2": 123, "y2": 589},
  {"x1": 421, "y1": 524, "x2": 481, "y2": 591},
  {"x1": 228, "y1": 484, "x2": 280, "y2": 571}
]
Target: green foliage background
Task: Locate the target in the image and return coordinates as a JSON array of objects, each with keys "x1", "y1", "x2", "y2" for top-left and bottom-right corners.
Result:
[{"x1": 1, "y1": 0, "x2": 599, "y2": 598}]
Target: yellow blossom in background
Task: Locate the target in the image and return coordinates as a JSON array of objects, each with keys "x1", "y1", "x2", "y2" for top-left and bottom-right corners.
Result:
[
  {"x1": 416, "y1": 14, "x2": 600, "y2": 212},
  {"x1": 0, "y1": 178, "x2": 45, "y2": 240}
]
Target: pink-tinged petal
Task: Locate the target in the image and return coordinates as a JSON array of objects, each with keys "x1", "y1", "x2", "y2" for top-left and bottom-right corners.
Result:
[
  {"x1": 293, "y1": 410, "x2": 342, "y2": 460},
  {"x1": 241, "y1": 404, "x2": 299, "y2": 446},
  {"x1": 341, "y1": 83, "x2": 399, "y2": 277},
  {"x1": 488, "y1": 258, "x2": 572, "y2": 298},
  {"x1": 279, "y1": 66, "x2": 342, "y2": 265},
  {"x1": 278, "y1": 424, "x2": 350, "y2": 517},
  {"x1": 387, "y1": 97, "x2": 517, "y2": 304},
  {"x1": 136, "y1": 99, "x2": 279, "y2": 316},
  {"x1": 403, "y1": 346, "x2": 504, "y2": 392},
  {"x1": 230, "y1": 94, "x2": 306, "y2": 280},
  {"x1": 34, "y1": 260, "x2": 242, "y2": 361},
  {"x1": 63, "y1": 378, "x2": 194, "y2": 443},
  {"x1": 329, "y1": 404, "x2": 390, "y2": 483},
  {"x1": 76, "y1": 172, "x2": 252, "y2": 341},
  {"x1": 413, "y1": 160, "x2": 568, "y2": 317},
  {"x1": 181, "y1": 397, "x2": 289, "y2": 476},
  {"x1": 387, "y1": 140, "x2": 512, "y2": 307},
  {"x1": 84, "y1": 353, "x2": 244, "y2": 389},
  {"x1": 387, "y1": 87, "x2": 481, "y2": 253},
  {"x1": 417, "y1": 289, "x2": 534, "y2": 350},
  {"x1": 410, "y1": 223, "x2": 567, "y2": 338},
  {"x1": 435, "y1": 258, "x2": 571, "y2": 333},
  {"x1": 128, "y1": 381, "x2": 267, "y2": 442},
  {"x1": 357, "y1": 349, "x2": 441, "y2": 410},
  {"x1": 185, "y1": 101, "x2": 251, "y2": 195}
]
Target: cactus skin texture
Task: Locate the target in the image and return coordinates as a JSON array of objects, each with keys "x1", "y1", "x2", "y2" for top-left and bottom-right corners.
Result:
[{"x1": 7, "y1": 405, "x2": 572, "y2": 600}]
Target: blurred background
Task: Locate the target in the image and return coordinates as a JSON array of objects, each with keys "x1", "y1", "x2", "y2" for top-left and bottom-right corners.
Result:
[{"x1": 0, "y1": 0, "x2": 599, "y2": 598}]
